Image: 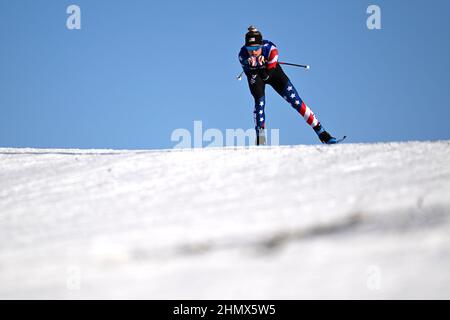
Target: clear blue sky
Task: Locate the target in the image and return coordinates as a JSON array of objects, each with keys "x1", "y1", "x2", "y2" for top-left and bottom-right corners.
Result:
[{"x1": 1, "y1": 0, "x2": 449, "y2": 149}]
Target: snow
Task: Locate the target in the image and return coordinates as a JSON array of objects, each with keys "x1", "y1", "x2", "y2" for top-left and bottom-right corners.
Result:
[{"x1": 1, "y1": 141, "x2": 450, "y2": 299}]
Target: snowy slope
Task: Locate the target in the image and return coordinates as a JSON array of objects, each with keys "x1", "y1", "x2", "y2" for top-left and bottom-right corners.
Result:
[{"x1": 1, "y1": 141, "x2": 450, "y2": 299}]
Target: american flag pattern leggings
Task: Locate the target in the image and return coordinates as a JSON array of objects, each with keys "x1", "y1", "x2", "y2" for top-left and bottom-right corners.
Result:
[{"x1": 249, "y1": 65, "x2": 320, "y2": 131}]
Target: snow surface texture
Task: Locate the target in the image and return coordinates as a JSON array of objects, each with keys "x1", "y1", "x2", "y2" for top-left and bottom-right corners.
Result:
[{"x1": 1, "y1": 141, "x2": 450, "y2": 299}]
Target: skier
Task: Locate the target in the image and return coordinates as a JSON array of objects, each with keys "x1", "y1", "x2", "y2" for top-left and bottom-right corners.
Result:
[{"x1": 239, "y1": 26, "x2": 338, "y2": 145}]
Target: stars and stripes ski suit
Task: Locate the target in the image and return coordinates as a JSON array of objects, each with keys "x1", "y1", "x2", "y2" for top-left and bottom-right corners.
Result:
[{"x1": 238, "y1": 40, "x2": 320, "y2": 132}]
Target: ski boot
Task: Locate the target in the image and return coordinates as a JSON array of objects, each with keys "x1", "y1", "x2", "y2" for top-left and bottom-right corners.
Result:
[
  {"x1": 256, "y1": 128, "x2": 266, "y2": 146},
  {"x1": 313, "y1": 123, "x2": 337, "y2": 144}
]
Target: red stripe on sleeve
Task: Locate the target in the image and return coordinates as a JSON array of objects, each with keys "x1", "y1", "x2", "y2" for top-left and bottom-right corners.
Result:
[
  {"x1": 268, "y1": 48, "x2": 278, "y2": 61},
  {"x1": 299, "y1": 102, "x2": 307, "y2": 116},
  {"x1": 267, "y1": 47, "x2": 278, "y2": 69}
]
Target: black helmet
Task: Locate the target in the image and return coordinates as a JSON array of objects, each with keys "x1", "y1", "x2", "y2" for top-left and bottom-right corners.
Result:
[{"x1": 245, "y1": 25, "x2": 263, "y2": 46}]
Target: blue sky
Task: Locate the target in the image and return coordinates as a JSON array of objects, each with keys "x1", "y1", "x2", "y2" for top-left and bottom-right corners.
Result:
[{"x1": 1, "y1": 0, "x2": 449, "y2": 149}]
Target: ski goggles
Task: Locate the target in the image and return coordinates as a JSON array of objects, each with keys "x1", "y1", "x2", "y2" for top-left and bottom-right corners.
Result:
[{"x1": 246, "y1": 45, "x2": 262, "y2": 51}]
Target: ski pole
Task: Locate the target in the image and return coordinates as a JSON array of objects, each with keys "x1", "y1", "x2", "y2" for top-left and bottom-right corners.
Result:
[
  {"x1": 279, "y1": 62, "x2": 310, "y2": 69},
  {"x1": 236, "y1": 71, "x2": 244, "y2": 81}
]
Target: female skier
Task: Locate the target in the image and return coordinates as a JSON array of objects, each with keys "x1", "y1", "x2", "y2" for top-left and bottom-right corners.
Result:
[{"x1": 239, "y1": 26, "x2": 338, "y2": 145}]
